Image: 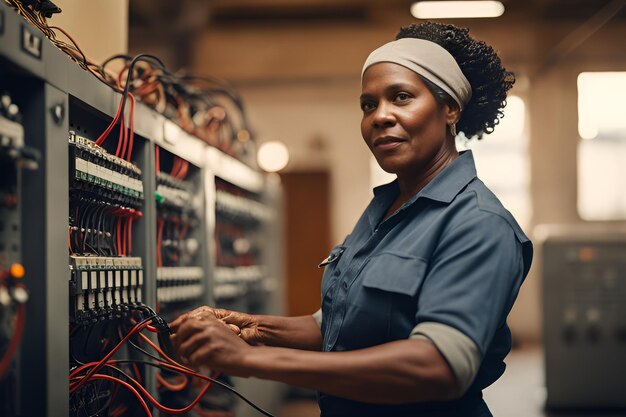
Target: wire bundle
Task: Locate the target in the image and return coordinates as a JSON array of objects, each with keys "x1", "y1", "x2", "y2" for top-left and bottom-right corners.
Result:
[
  {"x1": 69, "y1": 309, "x2": 275, "y2": 417},
  {"x1": 4, "y1": 0, "x2": 118, "y2": 90},
  {"x1": 6, "y1": 0, "x2": 255, "y2": 163},
  {"x1": 69, "y1": 199, "x2": 142, "y2": 257},
  {"x1": 102, "y1": 55, "x2": 252, "y2": 158}
]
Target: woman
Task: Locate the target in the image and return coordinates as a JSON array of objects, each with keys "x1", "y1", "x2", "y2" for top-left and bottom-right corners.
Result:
[{"x1": 170, "y1": 22, "x2": 533, "y2": 417}]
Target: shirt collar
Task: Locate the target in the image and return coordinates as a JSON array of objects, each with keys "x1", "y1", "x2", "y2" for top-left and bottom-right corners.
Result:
[{"x1": 372, "y1": 150, "x2": 478, "y2": 204}]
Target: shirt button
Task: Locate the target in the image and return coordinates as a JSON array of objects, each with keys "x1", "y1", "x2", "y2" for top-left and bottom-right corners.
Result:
[
  {"x1": 334, "y1": 269, "x2": 341, "y2": 276},
  {"x1": 342, "y1": 282, "x2": 348, "y2": 289}
]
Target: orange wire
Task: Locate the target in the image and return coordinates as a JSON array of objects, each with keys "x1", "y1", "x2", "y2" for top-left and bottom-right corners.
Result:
[{"x1": 157, "y1": 372, "x2": 189, "y2": 391}]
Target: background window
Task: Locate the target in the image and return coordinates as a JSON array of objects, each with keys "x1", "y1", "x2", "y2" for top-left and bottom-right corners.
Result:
[{"x1": 577, "y1": 72, "x2": 626, "y2": 221}]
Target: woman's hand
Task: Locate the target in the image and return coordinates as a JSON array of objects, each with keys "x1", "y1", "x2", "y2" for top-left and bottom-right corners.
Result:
[
  {"x1": 169, "y1": 311, "x2": 253, "y2": 375},
  {"x1": 172, "y1": 306, "x2": 264, "y2": 345},
  {"x1": 210, "y1": 308, "x2": 265, "y2": 345}
]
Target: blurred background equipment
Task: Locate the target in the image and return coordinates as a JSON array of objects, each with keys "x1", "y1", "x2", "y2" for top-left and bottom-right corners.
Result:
[
  {"x1": 539, "y1": 224, "x2": 626, "y2": 410},
  {"x1": 0, "y1": 91, "x2": 36, "y2": 417}
]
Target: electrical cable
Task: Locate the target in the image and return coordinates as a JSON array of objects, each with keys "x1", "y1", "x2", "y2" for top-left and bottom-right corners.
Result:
[
  {"x1": 69, "y1": 309, "x2": 276, "y2": 417},
  {"x1": 0, "y1": 301, "x2": 26, "y2": 378},
  {"x1": 69, "y1": 316, "x2": 154, "y2": 394},
  {"x1": 71, "y1": 373, "x2": 152, "y2": 417}
]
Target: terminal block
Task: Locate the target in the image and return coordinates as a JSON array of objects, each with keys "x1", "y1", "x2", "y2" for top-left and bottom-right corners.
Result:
[
  {"x1": 68, "y1": 131, "x2": 143, "y2": 207},
  {"x1": 69, "y1": 256, "x2": 144, "y2": 325}
]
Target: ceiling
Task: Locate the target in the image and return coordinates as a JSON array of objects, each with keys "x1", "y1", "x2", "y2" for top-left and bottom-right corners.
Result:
[
  {"x1": 130, "y1": 0, "x2": 626, "y2": 27},
  {"x1": 128, "y1": 0, "x2": 626, "y2": 70}
]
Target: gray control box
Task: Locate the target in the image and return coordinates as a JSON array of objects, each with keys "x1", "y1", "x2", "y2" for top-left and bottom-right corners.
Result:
[{"x1": 540, "y1": 225, "x2": 626, "y2": 409}]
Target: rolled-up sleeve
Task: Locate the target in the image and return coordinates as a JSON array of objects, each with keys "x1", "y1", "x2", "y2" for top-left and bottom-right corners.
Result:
[{"x1": 312, "y1": 308, "x2": 323, "y2": 327}]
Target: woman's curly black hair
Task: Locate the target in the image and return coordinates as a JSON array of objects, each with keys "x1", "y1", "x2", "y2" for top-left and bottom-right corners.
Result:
[{"x1": 396, "y1": 22, "x2": 514, "y2": 139}]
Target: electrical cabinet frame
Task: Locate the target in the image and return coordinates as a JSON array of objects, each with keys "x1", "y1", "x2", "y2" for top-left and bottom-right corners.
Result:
[{"x1": 0, "y1": 3, "x2": 285, "y2": 416}]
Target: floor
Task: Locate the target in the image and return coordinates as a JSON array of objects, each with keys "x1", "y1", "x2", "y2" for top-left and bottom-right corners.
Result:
[{"x1": 277, "y1": 346, "x2": 626, "y2": 417}]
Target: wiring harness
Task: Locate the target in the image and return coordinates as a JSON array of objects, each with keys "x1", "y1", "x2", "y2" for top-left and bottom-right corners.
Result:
[
  {"x1": 4, "y1": 0, "x2": 256, "y2": 165},
  {"x1": 69, "y1": 305, "x2": 275, "y2": 417}
]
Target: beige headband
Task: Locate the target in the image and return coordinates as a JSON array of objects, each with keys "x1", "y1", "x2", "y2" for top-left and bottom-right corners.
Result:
[{"x1": 362, "y1": 38, "x2": 472, "y2": 110}]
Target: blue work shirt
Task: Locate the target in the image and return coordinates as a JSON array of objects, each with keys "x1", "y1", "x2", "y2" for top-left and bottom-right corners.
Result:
[{"x1": 319, "y1": 150, "x2": 533, "y2": 417}]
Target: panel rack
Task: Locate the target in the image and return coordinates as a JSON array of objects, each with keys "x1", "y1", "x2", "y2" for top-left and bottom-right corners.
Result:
[{"x1": 0, "y1": 3, "x2": 284, "y2": 417}]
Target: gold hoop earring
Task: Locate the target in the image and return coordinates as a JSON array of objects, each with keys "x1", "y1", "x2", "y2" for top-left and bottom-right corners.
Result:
[{"x1": 449, "y1": 123, "x2": 457, "y2": 137}]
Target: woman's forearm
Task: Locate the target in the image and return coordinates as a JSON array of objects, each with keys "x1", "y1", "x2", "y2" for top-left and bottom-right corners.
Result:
[
  {"x1": 253, "y1": 314, "x2": 323, "y2": 351},
  {"x1": 239, "y1": 339, "x2": 458, "y2": 403},
  {"x1": 171, "y1": 311, "x2": 458, "y2": 403},
  {"x1": 172, "y1": 307, "x2": 323, "y2": 351}
]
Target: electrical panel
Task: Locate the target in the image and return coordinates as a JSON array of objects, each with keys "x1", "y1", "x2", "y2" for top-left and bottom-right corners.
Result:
[
  {"x1": 68, "y1": 130, "x2": 145, "y2": 324},
  {"x1": 1, "y1": 3, "x2": 284, "y2": 416},
  {"x1": 542, "y1": 227, "x2": 626, "y2": 410},
  {"x1": 213, "y1": 177, "x2": 274, "y2": 312},
  {"x1": 0, "y1": 93, "x2": 36, "y2": 416},
  {"x1": 155, "y1": 147, "x2": 205, "y2": 312}
]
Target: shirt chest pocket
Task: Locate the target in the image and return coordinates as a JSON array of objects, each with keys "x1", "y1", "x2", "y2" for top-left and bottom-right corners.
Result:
[
  {"x1": 343, "y1": 253, "x2": 429, "y2": 347},
  {"x1": 360, "y1": 252, "x2": 428, "y2": 295}
]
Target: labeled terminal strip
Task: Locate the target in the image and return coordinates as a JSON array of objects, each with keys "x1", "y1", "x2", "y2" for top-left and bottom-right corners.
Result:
[
  {"x1": 69, "y1": 255, "x2": 144, "y2": 324},
  {"x1": 69, "y1": 131, "x2": 144, "y2": 206}
]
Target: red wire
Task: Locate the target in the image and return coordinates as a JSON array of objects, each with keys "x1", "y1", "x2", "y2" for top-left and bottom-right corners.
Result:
[
  {"x1": 126, "y1": 92, "x2": 135, "y2": 162},
  {"x1": 109, "y1": 404, "x2": 126, "y2": 417},
  {"x1": 179, "y1": 160, "x2": 189, "y2": 180},
  {"x1": 129, "y1": 316, "x2": 157, "y2": 333},
  {"x1": 71, "y1": 374, "x2": 152, "y2": 417},
  {"x1": 96, "y1": 99, "x2": 123, "y2": 146},
  {"x1": 171, "y1": 157, "x2": 181, "y2": 178},
  {"x1": 0, "y1": 301, "x2": 26, "y2": 377},
  {"x1": 73, "y1": 361, "x2": 212, "y2": 415},
  {"x1": 69, "y1": 320, "x2": 149, "y2": 394},
  {"x1": 138, "y1": 332, "x2": 176, "y2": 363},
  {"x1": 116, "y1": 217, "x2": 123, "y2": 256},
  {"x1": 69, "y1": 309, "x2": 224, "y2": 415},
  {"x1": 132, "y1": 362, "x2": 143, "y2": 385},
  {"x1": 119, "y1": 217, "x2": 125, "y2": 256},
  {"x1": 155, "y1": 145, "x2": 160, "y2": 173},
  {"x1": 156, "y1": 217, "x2": 165, "y2": 267},
  {"x1": 118, "y1": 115, "x2": 127, "y2": 159},
  {"x1": 115, "y1": 114, "x2": 125, "y2": 158},
  {"x1": 157, "y1": 372, "x2": 189, "y2": 391},
  {"x1": 126, "y1": 216, "x2": 133, "y2": 255}
]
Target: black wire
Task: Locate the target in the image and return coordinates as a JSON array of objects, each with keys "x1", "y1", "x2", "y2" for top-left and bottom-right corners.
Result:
[
  {"x1": 118, "y1": 54, "x2": 166, "y2": 120},
  {"x1": 92, "y1": 204, "x2": 105, "y2": 255},
  {"x1": 74, "y1": 311, "x2": 274, "y2": 416},
  {"x1": 110, "y1": 359, "x2": 276, "y2": 417},
  {"x1": 119, "y1": 308, "x2": 276, "y2": 417},
  {"x1": 99, "y1": 54, "x2": 132, "y2": 73}
]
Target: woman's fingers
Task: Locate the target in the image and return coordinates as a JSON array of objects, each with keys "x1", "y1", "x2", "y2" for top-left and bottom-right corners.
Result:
[
  {"x1": 172, "y1": 317, "x2": 252, "y2": 372},
  {"x1": 227, "y1": 323, "x2": 241, "y2": 335},
  {"x1": 170, "y1": 313, "x2": 215, "y2": 351},
  {"x1": 168, "y1": 312, "x2": 188, "y2": 333},
  {"x1": 177, "y1": 328, "x2": 212, "y2": 362}
]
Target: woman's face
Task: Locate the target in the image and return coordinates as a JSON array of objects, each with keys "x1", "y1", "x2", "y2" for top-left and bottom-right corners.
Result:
[{"x1": 360, "y1": 62, "x2": 458, "y2": 177}]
